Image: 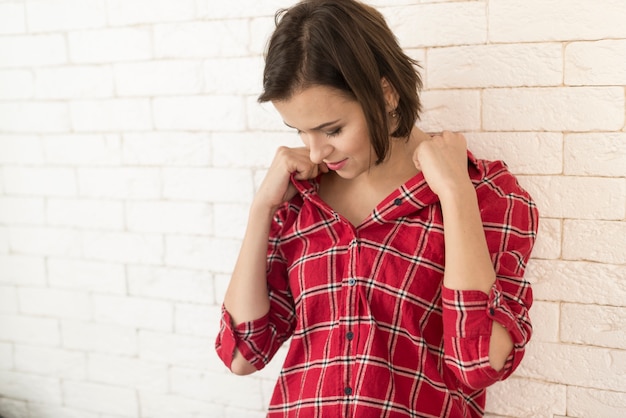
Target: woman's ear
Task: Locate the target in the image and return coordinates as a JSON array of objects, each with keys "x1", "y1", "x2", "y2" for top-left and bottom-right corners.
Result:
[{"x1": 381, "y1": 77, "x2": 399, "y2": 112}]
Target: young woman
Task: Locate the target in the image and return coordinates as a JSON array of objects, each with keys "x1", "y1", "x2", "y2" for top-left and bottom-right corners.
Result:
[{"x1": 216, "y1": 0, "x2": 538, "y2": 416}]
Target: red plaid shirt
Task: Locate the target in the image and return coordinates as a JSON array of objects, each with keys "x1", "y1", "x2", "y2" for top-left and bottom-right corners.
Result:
[{"x1": 217, "y1": 152, "x2": 538, "y2": 417}]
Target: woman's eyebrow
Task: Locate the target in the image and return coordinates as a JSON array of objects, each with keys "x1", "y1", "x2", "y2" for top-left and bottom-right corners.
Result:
[{"x1": 284, "y1": 120, "x2": 341, "y2": 131}]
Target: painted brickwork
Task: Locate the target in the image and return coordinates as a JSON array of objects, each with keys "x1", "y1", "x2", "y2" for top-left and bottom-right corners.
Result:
[{"x1": 0, "y1": 0, "x2": 625, "y2": 417}]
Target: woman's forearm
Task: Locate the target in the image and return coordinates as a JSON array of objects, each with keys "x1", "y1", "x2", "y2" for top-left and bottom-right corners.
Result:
[
  {"x1": 223, "y1": 201, "x2": 275, "y2": 326},
  {"x1": 439, "y1": 183, "x2": 513, "y2": 371}
]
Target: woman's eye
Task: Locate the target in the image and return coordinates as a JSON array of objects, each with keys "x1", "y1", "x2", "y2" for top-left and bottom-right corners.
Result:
[{"x1": 326, "y1": 128, "x2": 342, "y2": 137}]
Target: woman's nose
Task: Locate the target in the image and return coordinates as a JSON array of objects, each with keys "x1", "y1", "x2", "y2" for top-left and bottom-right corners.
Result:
[{"x1": 308, "y1": 135, "x2": 333, "y2": 164}]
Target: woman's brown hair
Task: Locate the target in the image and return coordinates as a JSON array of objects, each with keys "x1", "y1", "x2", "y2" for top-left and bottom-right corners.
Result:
[{"x1": 258, "y1": 0, "x2": 423, "y2": 164}]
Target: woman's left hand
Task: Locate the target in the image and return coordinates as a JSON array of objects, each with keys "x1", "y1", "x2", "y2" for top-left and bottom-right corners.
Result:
[{"x1": 413, "y1": 131, "x2": 472, "y2": 198}]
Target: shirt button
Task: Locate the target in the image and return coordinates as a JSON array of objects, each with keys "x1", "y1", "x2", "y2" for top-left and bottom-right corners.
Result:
[
  {"x1": 489, "y1": 308, "x2": 495, "y2": 316},
  {"x1": 348, "y1": 278, "x2": 356, "y2": 286},
  {"x1": 394, "y1": 198, "x2": 403, "y2": 206},
  {"x1": 344, "y1": 387, "x2": 353, "y2": 396},
  {"x1": 346, "y1": 331, "x2": 354, "y2": 341}
]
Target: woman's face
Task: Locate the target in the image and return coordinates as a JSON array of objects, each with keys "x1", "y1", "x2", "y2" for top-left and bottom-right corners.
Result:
[{"x1": 272, "y1": 85, "x2": 376, "y2": 180}]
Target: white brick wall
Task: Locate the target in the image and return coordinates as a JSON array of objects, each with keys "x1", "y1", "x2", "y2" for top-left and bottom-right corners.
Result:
[{"x1": 0, "y1": 0, "x2": 624, "y2": 417}]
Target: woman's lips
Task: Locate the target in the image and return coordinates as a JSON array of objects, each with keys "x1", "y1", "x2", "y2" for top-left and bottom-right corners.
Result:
[{"x1": 325, "y1": 159, "x2": 348, "y2": 171}]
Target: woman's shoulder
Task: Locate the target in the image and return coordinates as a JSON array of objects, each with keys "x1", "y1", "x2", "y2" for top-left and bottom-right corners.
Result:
[{"x1": 469, "y1": 151, "x2": 533, "y2": 202}]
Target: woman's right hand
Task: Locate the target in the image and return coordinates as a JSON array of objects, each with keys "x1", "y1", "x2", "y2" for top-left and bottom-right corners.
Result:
[{"x1": 254, "y1": 146, "x2": 328, "y2": 212}]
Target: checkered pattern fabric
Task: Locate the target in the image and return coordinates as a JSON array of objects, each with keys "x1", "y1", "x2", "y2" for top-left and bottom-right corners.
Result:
[{"x1": 217, "y1": 152, "x2": 538, "y2": 418}]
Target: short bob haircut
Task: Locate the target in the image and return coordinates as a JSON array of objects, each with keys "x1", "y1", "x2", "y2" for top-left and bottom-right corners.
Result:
[{"x1": 258, "y1": 0, "x2": 423, "y2": 164}]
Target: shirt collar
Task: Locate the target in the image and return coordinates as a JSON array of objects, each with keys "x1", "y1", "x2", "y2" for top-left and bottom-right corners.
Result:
[{"x1": 289, "y1": 150, "x2": 481, "y2": 223}]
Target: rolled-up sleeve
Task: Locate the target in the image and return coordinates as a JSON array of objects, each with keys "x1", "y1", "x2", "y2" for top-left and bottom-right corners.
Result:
[
  {"x1": 215, "y1": 204, "x2": 297, "y2": 371},
  {"x1": 442, "y1": 279, "x2": 532, "y2": 389},
  {"x1": 442, "y1": 170, "x2": 538, "y2": 390}
]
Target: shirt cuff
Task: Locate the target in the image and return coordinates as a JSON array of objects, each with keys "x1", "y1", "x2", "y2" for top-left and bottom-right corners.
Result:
[
  {"x1": 215, "y1": 306, "x2": 271, "y2": 370},
  {"x1": 441, "y1": 282, "x2": 508, "y2": 338}
]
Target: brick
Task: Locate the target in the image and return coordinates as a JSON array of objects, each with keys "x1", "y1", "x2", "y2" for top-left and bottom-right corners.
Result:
[
  {"x1": 153, "y1": 96, "x2": 244, "y2": 131},
  {"x1": 26, "y1": 0, "x2": 106, "y2": 32},
  {"x1": 162, "y1": 167, "x2": 252, "y2": 203},
  {"x1": 8, "y1": 226, "x2": 81, "y2": 257},
  {"x1": 114, "y1": 60, "x2": 203, "y2": 96},
  {"x1": 175, "y1": 303, "x2": 219, "y2": 337},
  {"x1": 63, "y1": 381, "x2": 138, "y2": 417},
  {"x1": 94, "y1": 295, "x2": 172, "y2": 332},
  {"x1": 214, "y1": 274, "x2": 229, "y2": 305},
  {"x1": 0, "y1": 314, "x2": 60, "y2": 346},
  {"x1": 3, "y1": 167, "x2": 76, "y2": 197},
  {"x1": 26, "y1": 404, "x2": 99, "y2": 418},
  {"x1": 246, "y1": 97, "x2": 290, "y2": 132},
  {"x1": 0, "y1": 69, "x2": 33, "y2": 99},
  {"x1": 35, "y1": 66, "x2": 113, "y2": 99},
  {"x1": 253, "y1": 169, "x2": 268, "y2": 193},
  {"x1": 0, "y1": 34, "x2": 66, "y2": 68},
  {"x1": 0, "y1": 371, "x2": 62, "y2": 404},
  {"x1": 529, "y1": 301, "x2": 559, "y2": 343},
  {"x1": 78, "y1": 167, "x2": 161, "y2": 199},
  {"x1": 489, "y1": 0, "x2": 626, "y2": 42},
  {"x1": 527, "y1": 260, "x2": 626, "y2": 307},
  {"x1": 0, "y1": 398, "x2": 27, "y2": 418},
  {"x1": 82, "y1": 231, "x2": 163, "y2": 265},
  {"x1": 19, "y1": 288, "x2": 91, "y2": 320},
  {"x1": 0, "y1": 227, "x2": 8, "y2": 255},
  {"x1": 107, "y1": 0, "x2": 196, "y2": 26},
  {"x1": 48, "y1": 258, "x2": 126, "y2": 294},
  {"x1": 249, "y1": 17, "x2": 276, "y2": 56},
  {"x1": 518, "y1": 176, "x2": 625, "y2": 220},
  {"x1": 568, "y1": 386, "x2": 626, "y2": 418},
  {"x1": 213, "y1": 203, "x2": 249, "y2": 239},
  {"x1": 485, "y1": 378, "x2": 566, "y2": 417},
  {"x1": 563, "y1": 220, "x2": 626, "y2": 264},
  {"x1": 383, "y1": 2, "x2": 486, "y2": 48},
  {"x1": 0, "y1": 3, "x2": 25, "y2": 34},
  {"x1": 564, "y1": 133, "x2": 626, "y2": 177},
  {"x1": 165, "y1": 236, "x2": 240, "y2": 271},
  {"x1": 0, "y1": 286, "x2": 18, "y2": 313},
  {"x1": 139, "y1": 392, "x2": 216, "y2": 418},
  {"x1": 483, "y1": 87, "x2": 625, "y2": 131},
  {"x1": 0, "y1": 135, "x2": 44, "y2": 164},
  {"x1": 465, "y1": 132, "x2": 563, "y2": 175},
  {"x1": 126, "y1": 201, "x2": 212, "y2": 234},
  {"x1": 48, "y1": 198, "x2": 124, "y2": 230},
  {"x1": 127, "y1": 265, "x2": 214, "y2": 304},
  {"x1": 224, "y1": 407, "x2": 266, "y2": 418},
  {"x1": 71, "y1": 99, "x2": 152, "y2": 132},
  {"x1": 87, "y1": 353, "x2": 168, "y2": 392},
  {"x1": 0, "y1": 197, "x2": 45, "y2": 224},
  {"x1": 154, "y1": 21, "x2": 248, "y2": 59},
  {"x1": 69, "y1": 27, "x2": 151, "y2": 63},
  {"x1": 122, "y1": 132, "x2": 211, "y2": 166},
  {"x1": 204, "y1": 57, "x2": 264, "y2": 95},
  {"x1": 0, "y1": 342, "x2": 13, "y2": 370},
  {"x1": 418, "y1": 90, "x2": 481, "y2": 132},
  {"x1": 212, "y1": 132, "x2": 300, "y2": 168},
  {"x1": 14, "y1": 345, "x2": 86, "y2": 379},
  {"x1": 171, "y1": 368, "x2": 263, "y2": 409},
  {"x1": 517, "y1": 341, "x2": 625, "y2": 391},
  {"x1": 561, "y1": 303, "x2": 626, "y2": 350},
  {"x1": 428, "y1": 43, "x2": 562, "y2": 89},
  {"x1": 61, "y1": 320, "x2": 137, "y2": 355},
  {"x1": 566, "y1": 40, "x2": 626, "y2": 86},
  {"x1": 44, "y1": 134, "x2": 122, "y2": 166},
  {"x1": 0, "y1": 102, "x2": 70, "y2": 133},
  {"x1": 197, "y1": 0, "x2": 292, "y2": 19},
  {"x1": 138, "y1": 331, "x2": 213, "y2": 369},
  {"x1": 529, "y1": 218, "x2": 561, "y2": 260},
  {"x1": 0, "y1": 255, "x2": 46, "y2": 285}
]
